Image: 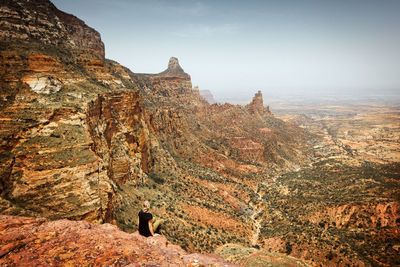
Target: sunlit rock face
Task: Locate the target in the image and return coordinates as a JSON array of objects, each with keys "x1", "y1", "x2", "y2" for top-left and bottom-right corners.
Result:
[
  {"x1": 0, "y1": 215, "x2": 238, "y2": 266},
  {"x1": 0, "y1": 0, "x2": 145, "y2": 223},
  {"x1": 0, "y1": 1, "x2": 342, "y2": 265},
  {"x1": 0, "y1": 103, "x2": 113, "y2": 222},
  {"x1": 87, "y1": 92, "x2": 151, "y2": 185},
  {"x1": 0, "y1": 0, "x2": 104, "y2": 60},
  {"x1": 0, "y1": 0, "x2": 132, "y2": 95}
]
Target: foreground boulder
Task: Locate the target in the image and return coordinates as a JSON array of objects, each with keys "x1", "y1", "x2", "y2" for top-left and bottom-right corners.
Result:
[{"x1": 0, "y1": 215, "x2": 238, "y2": 266}]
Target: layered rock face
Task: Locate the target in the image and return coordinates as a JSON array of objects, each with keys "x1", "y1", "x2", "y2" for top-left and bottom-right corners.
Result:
[
  {"x1": 0, "y1": 0, "x2": 131, "y2": 99},
  {"x1": 87, "y1": 92, "x2": 151, "y2": 185},
  {"x1": 0, "y1": 103, "x2": 113, "y2": 222},
  {"x1": 2, "y1": 1, "x2": 398, "y2": 266},
  {"x1": 0, "y1": 0, "x2": 319, "y2": 265},
  {"x1": 0, "y1": 0, "x2": 104, "y2": 60},
  {"x1": 148, "y1": 57, "x2": 194, "y2": 96},
  {"x1": 0, "y1": 90, "x2": 151, "y2": 224},
  {"x1": 0, "y1": 0, "x2": 144, "y2": 223}
]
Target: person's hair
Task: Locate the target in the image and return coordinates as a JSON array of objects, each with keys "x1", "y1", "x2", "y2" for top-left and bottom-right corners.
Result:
[{"x1": 143, "y1": 200, "x2": 150, "y2": 212}]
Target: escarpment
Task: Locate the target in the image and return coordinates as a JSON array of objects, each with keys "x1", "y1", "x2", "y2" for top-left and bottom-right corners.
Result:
[
  {"x1": 0, "y1": 0, "x2": 104, "y2": 60},
  {"x1": 0, "y1": 0, "x2": 145, "y2": 222},
  {"x1": 0, "y1": 102, "x2": 113, "y2": 221},
  {"x1": 9, "y1": 1, "x2": 400, "y2": 266},
  {"x1": 0, "y1": 0, "x2": 311, "y2": 256}
]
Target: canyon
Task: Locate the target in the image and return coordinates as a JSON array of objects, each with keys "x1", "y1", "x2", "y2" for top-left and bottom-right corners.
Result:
[{"x1": 1, "y1": 0, "x2": 399, "y2": 266}]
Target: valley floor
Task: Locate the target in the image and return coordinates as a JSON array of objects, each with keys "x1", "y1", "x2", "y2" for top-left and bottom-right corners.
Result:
[{"x1": 258, "y1": 103, "x2": 400, "y2": 265}]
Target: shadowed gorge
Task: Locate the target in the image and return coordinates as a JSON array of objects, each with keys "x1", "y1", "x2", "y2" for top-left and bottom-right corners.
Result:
[{"x1": 1, "y1": 0, "x2": 399, "y2": 266}]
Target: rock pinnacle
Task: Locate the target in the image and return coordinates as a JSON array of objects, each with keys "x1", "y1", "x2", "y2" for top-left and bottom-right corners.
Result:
[
  {"x1": 246, "y1": 90, "x2": 271, "y2": 115},
  {"x1": 160, "y1": 57, "x2": 188, "y2": 76}
]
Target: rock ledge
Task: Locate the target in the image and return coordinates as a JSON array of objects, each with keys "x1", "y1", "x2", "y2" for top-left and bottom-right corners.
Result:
[{"x1": 0, "y1": 215, "x2": 238, "y2": 266}]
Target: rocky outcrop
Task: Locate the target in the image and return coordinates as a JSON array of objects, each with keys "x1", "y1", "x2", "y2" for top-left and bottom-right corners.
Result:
[
  {"x1": 87, "y1": 91, "x2": 151, "y2": 185},
  {"x1": 0, "y1": 0, "x2": 104, "y2": 60},
  {"x1": 0, "y1": 215, "x2": 238, "y2": 266},
  {"x1": 159, "y1": 57, "x2": 189, "y2": 77},
  {"x1": 0, "y1": 101, "x2": 114, "y2": 222},
  {"x1": 148, "y1": 57, "x2": 193, "y2": 94},
  {"x1": 0, "y1": 0, "x2": 132, "y2": 97},
  {"x1": 246, "y1": 90, "x2": 271, "y2": 115}
]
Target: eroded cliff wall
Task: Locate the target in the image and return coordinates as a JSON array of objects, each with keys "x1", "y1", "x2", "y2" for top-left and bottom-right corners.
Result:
[
  {"x1": 0, "y1": 0, "x2": 148, "y2": 223},
  {"x1": 0, "y1": 0, "x2": 313, "y2": 259}
]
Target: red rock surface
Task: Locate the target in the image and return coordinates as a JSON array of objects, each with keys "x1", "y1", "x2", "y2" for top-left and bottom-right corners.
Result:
[
  {"x1": 87, "y1": 91, "x2": 152, "y2": 185},
  {"x1": 0, "y1": 215, "x2": 238, "y2": 266}
]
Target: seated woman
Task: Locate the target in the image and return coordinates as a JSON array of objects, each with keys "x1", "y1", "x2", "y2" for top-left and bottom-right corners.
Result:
[{"x1": 138, "y1": 200, "x2": 163, "y2": 237}]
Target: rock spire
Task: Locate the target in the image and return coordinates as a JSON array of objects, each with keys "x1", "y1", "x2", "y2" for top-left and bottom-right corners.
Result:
[
  {"x1": 246, "y1": 90, "x2": 272, "y2": 115},
  {"x1": 159, "y1": 57, "x2": 189, "y2": 77}
]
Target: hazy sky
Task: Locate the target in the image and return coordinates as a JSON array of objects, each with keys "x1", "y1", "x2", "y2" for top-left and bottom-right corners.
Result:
[{"x1": 52, "y1": 0, "x2": 400, "y2": 101}]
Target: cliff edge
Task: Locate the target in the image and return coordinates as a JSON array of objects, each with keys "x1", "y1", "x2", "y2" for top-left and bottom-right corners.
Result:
[{"x1": 0, "y1": 215, "x2": 238, "y2": 266}]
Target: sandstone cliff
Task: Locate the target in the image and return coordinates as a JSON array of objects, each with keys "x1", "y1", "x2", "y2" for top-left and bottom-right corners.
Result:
[
  {"x1": 87, "y1": 92, "x2": 151, "y2": 185},
  {"x1": 4, "y1": 1, "x2": 381, "y2": 266},
  {"x1": 0, "y1": 0, "x2": 104, "y2": 59},
  {"x1": 0, "y1": 0, "x2": 147, "y2": 224},
  {"x1": 0, "y1": 0, "x2": 312, "y2": 257},
  {"x1": 1, "y1": 0, "x2": 399, "y2": 266}
]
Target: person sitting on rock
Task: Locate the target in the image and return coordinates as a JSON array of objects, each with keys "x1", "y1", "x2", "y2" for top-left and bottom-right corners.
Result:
[{"x1": 138, "y1": 200, "x2": 163, "y2": 237}]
